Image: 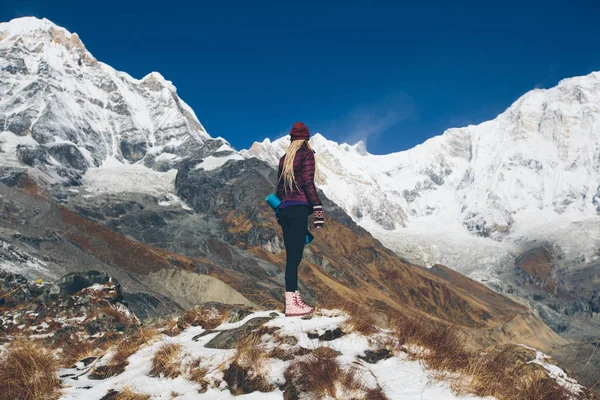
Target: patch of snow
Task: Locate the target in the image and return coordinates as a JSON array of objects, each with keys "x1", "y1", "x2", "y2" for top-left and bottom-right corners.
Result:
[
  {"x1": 0, "y1": 240, "x2": 54, "y2": 281},
  {"x1": 154, "y1": 152, "x2": 179, "y2": 162},
  {"x1": 83, "y1": 163, "x2": 177, "y2": 196},
  {"x1": 195, "y1": 153, "x2": 244, "y2": 171},
  {"x1": 0, "y1": 131, "x2": 39, "y2": 166},
  {"x1": 520, "y1": 345, "x2": 584, "y2": 396}
]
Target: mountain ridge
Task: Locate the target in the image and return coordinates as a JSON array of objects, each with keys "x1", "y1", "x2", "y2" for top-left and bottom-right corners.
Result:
[{"x1": 0, "y1": 16, "x2": 245, "y2": 187}]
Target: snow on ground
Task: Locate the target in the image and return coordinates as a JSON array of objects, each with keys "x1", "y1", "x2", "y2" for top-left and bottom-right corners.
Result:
[
  {"x1": 82, "y1": 159, "x2": 178, "y2": 197},
  {"x1": 194, "y1": 153, "x2": 244, "y2": 171},
  {"x1": 362, "y1": 210, "x2": 600, "y2": 286},
  {"x1": 59, "y1": 310, "x2": 494, "y2": 400},
  {"x1": 0, "y1": 130, "x2": 39, "y2": 166},
  {"x1": 520, "y1": 345, "x2": 584, "y2": 395},
  {"x1": 0, "y1": 240, "x2": 56, "y2": 281}
]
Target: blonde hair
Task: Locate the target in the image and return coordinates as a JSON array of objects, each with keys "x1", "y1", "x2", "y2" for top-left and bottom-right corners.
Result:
[{"x1": 280, "y1": 139, "x2": 316, "y2": 193}]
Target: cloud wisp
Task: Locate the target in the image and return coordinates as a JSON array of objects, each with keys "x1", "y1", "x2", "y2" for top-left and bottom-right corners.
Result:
[{"x1": 326, "y1": 92, "x2": 416, "y2": 150}]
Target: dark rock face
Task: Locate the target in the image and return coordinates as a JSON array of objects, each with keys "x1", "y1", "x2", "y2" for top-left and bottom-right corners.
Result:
[
  {"x1": 3, "y1": 57, "x2": 29, "y2": 75},
  {"x1": 16, "y1": 145, "x2": 50, "y2": 166},
  {"x1": 591, "y1": 291, "x2": 600, "y2": 316},
  {"x1": 123, "y1": 292, "x2": 182, "y2": 321},
  {"x1": 5, "y1": 110, "x2": 35, "y2": 135},
  {"x1": 515, "y1": 246, "x2": 557, "y2": 294},
  {"x1": 120, "y1": 139, "x2": 147, "y2": 163},
  {"x1": 43, "y1": 270, "x2": 120, "y2": 301},
  {"x1": 46, "y1": 143, "x2": 88, "y2": 172},
  {"x1": 176, "y1": 157, "x2": 361, "y2": 247}
]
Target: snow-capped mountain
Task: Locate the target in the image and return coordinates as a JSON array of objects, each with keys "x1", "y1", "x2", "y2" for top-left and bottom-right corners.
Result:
[
  {"x1": 0, "y1": 17, "x2": 241, "y2": 186},
  {"x1": 243, "y1": 73, "x2": 600, "y2": 284}
]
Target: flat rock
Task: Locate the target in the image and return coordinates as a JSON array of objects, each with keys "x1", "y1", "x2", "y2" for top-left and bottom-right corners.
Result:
[
  {"x1": 307, "y1": 327, "x2": 345, "y2": 341},
  {"x1": 204, "y1": 317, "x2": 272, "y2": 349},
  {"x1": 358, "y1": 349, "x2": 392, "y2": 364}
]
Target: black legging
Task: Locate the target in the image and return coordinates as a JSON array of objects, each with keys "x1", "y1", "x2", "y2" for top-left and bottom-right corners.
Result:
[{"x1": 278, "y1": 205, "x2": 309, "y2": 292}]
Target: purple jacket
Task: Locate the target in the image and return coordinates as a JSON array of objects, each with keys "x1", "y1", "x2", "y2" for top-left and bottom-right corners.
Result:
[{"x1": 276, "y1": 142, "x2": 322, "y2": 212}]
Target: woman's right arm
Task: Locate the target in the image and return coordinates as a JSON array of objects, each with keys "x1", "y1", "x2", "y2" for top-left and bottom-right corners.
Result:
[{"x1": 301, "y1": 149, "x2": 320, "y2": 206}]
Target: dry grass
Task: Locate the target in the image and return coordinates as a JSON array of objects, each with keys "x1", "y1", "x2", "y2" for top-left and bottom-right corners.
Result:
[
  {"x1": 342, "y1": 302, "x2": 380, "y2": 336},
  {"x1": 389, "y1": 311, "x2": 472, "y2": 370},
  {"x1": 234, "y1": 332, "x2": 267, "y2": 367},
  {"x1": 315, "y1": 295, "x2": 381, "y2": 336},
  {"x1": 111, "y1": 327, "x2": 158, "y2": 367},
  {"x1": 464, "y1": 345, "x2": 571, "y2": 400},
  {"x1": 149, "y1": 342, "x2": 182, "y2": 378},
  {"x1": 58, "y1": 335, "x2": 120, "y2": 367},
  {"x1": 0, "y1": 339, "x2": 61, "y2": 400},
  {"x1": 387, "y1": 312, "x2": 573, "y2": 400},
  {"x1": 59, "y1": 337, "x2": 98, "y2": 367},
  {"x1": 284, "y1": 351, "x2": 387, "y2": 399},
  {"x1": 87, "y1": 305, "x2": 135, "y2": 326},
  {"x1": 287, "y1": 355, "x2": 341, "y2": 397},
  {"x1": 188, "y1": 358, "x2": 209, "y2": 392},
  {"x1": 110, "y1": 387, "x2": 151, "y2": 400},
  {"x1": 224, "y1": 333, "x2": 275, "y2": 395},
  {"x1": 89, "y1": 327, "x2": 158, "y2": 379},
  {"x1": 179, "y1": 306, "x2": 226, "y2": 330}
]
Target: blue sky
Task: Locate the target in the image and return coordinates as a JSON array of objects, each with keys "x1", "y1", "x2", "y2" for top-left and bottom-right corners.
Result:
[{"x1": 2, "y1": 0, "x2": 599, "y2": 154}]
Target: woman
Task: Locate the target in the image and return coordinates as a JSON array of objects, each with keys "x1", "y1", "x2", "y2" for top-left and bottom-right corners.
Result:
[{"x1": 276, "y1": 122, "x2": 325, "y2": 317}]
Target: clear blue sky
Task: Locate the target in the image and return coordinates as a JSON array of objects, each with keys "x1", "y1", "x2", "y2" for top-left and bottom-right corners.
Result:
[{"x1": 2, "y1": 0, "x2": 599, "y2": 154}]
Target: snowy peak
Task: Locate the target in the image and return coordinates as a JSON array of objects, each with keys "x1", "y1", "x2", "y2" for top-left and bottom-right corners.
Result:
[
  {"x1": 0, "y1": 17, "x2": 223, "y2": 185},
  {"x1": 245, "y1": 70, "x2": 600, "y2": 257},
  {"x1": 0, "y1": 17, "x2": 96, "y2": 66}
]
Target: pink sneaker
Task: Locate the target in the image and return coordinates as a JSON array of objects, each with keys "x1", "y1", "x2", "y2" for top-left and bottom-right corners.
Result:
[{"x1": 285, "y1": 291, "x2": 314, "y2": 317}]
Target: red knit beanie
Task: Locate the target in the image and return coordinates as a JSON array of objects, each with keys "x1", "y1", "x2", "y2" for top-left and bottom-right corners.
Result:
[{"x1": 290, "y1": 122, "x2": 310, "y2": 141}]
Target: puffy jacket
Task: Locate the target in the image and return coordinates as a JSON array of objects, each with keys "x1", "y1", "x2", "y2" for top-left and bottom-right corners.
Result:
[{"x1": 276, "y1": 142, "x2": 322, "y2": 212}]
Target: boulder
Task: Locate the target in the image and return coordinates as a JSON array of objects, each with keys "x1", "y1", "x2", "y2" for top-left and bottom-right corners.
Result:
[
  {"x1": 43, "y1": 270, "x2": 121, "y2": 301},
  {"x1": 205, "y1": 317, "x2": 273, "y2": 349}
]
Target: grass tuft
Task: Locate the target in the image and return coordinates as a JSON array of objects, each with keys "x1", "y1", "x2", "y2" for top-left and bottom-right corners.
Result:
[
  {"x1": 179, "y1": 307, "x2": 226, "y2": 330},
  {"x1": 284, "y1": 351, "x2": 387, "y2": 399},
  {"x1": 188, "y1": 358, "x2": 209, "y2": 392},
  {"x1": 111, "y1": 327, "x2": 158, "y2": 367},
  {"x1": 109, "y1": 387, "x2": 151, "y2": 400},
  {"x1": 223, "y1": 333, "x2": 275, "y2": 395},
  {"x1": 0, "y1": 339, "x2": 61, "y2": 400},
  {"x1": 87, "y1": 305, "x2": 136, "y2": 326},
  {"x1": 149, "y1": 342, "x2": 182, "y2": 378}
]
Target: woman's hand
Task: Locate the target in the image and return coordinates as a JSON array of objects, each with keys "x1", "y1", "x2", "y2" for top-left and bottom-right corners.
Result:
[{"x1": 313, "y1": 205, "x2": 324, "y2": 229}]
